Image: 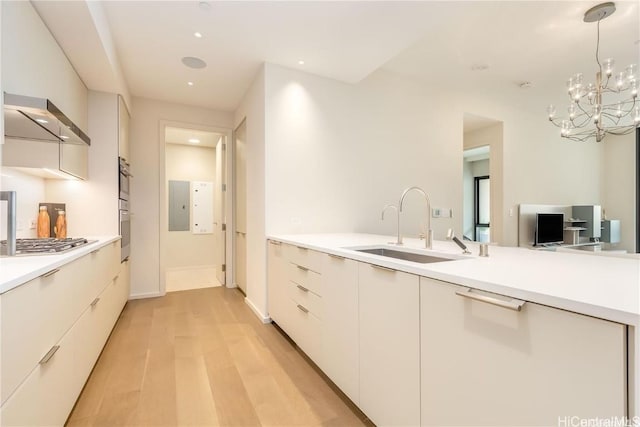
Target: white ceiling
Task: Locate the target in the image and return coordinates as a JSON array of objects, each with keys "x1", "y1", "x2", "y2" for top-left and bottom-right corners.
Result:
[{"x1": 33, "y1": 1, "x2": 640, "y2": 113}]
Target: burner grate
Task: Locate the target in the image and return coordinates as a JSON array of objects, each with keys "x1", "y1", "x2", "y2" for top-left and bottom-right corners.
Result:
[{"x1": 1, "y1": 238, "x2": 90, "y2": 255}]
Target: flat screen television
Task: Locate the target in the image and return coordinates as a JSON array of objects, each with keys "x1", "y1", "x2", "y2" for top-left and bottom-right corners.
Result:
[{"x1": 535, "y1": 213, "x2": 564, "y2": 246}]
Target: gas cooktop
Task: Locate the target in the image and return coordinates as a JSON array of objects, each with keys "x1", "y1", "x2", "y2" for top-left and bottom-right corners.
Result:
[{"x1": 1, "y1": 238, "x2": 93, "y2": 256}]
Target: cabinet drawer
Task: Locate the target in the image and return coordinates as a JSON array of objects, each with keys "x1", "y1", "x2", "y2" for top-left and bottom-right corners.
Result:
[
  {"x1": 288, "y1": 262, "x2": 322, "y2": 296},
  {"x1": 287, "y1": 280, "x2": 322, "y2": 320},
  {"x1": 290, "y1": 297, "x2": 323, "y2": 364},
  {"x1": 1, "y1": 257, "x2": 88, "y2": 404},
  {"x1": 0, "y1": 318, "x2": 81, "y2": 427},
  {"x1": 285, "y1": 245, "x2": 323, "y2": 273},
  {"x1": 76, "y1": 241, "x2": 120, "y2": 309}
]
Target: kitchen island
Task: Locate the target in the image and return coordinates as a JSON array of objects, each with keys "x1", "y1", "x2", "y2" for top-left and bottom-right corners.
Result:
[{"x1": 267, "y1": 233, "x2": 640, "y2": 426}]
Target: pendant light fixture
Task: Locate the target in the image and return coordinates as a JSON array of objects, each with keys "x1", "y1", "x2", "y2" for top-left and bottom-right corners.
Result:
[{"x1": 547, "y1": 2, "x2": 639, "y2": 142}]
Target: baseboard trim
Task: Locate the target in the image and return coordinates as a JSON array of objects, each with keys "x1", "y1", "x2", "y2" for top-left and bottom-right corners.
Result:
[
  {"x1": 244, "y1": 297, "x2": 272, "y2": 324},
  {"x1": 128, "y1": 291, "x2": 164, "y2": 300}
]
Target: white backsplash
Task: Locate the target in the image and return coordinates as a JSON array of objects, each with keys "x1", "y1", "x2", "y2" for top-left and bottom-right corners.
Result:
[{"x1": 1, "y1": 167, "x2": 46, "y2": 239}]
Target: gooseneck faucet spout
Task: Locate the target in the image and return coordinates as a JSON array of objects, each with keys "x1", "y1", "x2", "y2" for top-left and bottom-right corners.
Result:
[
  {"x1": 381, "y1": 204, "x2": 400, "y2": 245},
  {"x1": 399, "y1": 186, "x2": 432, "y2": 249}
]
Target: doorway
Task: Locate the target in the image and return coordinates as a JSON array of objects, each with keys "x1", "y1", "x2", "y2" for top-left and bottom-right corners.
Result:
[
  {"x1": 233, "y1": 119, "x2": 247, "y2": 294},
  {"x1": 161, "y1": 125, "x2": 228, "y2": 293},
  {"x1": 462, "y1": 113, "x2": 503, "y2": 244},
  {"x1": 463, "y1": 146, "x2": 490, "y2": 242}
]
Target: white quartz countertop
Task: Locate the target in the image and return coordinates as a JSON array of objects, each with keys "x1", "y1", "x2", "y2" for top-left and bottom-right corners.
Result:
[
  {"x1": 269, "y1": 233, "x2": 640, "y2": 326},
  {"x1": 0, "y1": 236, "x2": 121, "y2": 294}
]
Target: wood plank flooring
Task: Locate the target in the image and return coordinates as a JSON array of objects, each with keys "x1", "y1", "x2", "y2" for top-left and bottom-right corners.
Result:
[{"x1": 66, "y1": 287, "x2": 369, "y2": 426}]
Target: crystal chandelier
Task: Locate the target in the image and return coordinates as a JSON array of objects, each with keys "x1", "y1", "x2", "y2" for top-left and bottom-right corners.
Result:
[{"x1": 547, "y1": 2, "x2": 639, "y2": 142}]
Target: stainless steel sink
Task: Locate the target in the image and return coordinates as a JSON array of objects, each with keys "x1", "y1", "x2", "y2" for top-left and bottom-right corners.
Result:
[{"x1": 354, "y1": 247, "x2": 456, "y2": 264}]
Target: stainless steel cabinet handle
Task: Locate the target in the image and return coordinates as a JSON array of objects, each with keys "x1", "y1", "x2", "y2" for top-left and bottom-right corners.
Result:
[
  {"x1": 90, "y1": 297, "x2": 100, "y2": 307},
  {"x1": 41, "y1": 268, "x2": 60, "y2": 278},
  {"x1": 371, "y1": 264, "x2": 395, "y2": 273},
  {"x1": 297, "y1": 304, "x2": 309, "y2": 313},
  {"x1": 39, "y1": 345, "x2": 60, "y2": 365},
  {"x1": 455, "y1": 288, "x2": 526, "y2": 312},
  {"x1": 296, "y1": 265, "x2": 309, "y2": 272},
  {"x1": 296, "y1": 246, "x2": 308, "y2": 251},
  {"x1": 269, "y1": 240, "x2": 282, "y2": 246},
  {"x1": 296, "y1": 284, "x2": 309, "y2": 292},
  {"x1": 328, "y1": 253, "x2": 344, "y2": 260}
]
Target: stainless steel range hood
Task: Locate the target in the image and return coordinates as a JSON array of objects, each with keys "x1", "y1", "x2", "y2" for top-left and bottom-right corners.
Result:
[
  {"x1": 4, "y1": 93, "x2": 90, "y2": 146},
  {"x1": 3, "y1": 93, "x2": 91, "y2": 180}
]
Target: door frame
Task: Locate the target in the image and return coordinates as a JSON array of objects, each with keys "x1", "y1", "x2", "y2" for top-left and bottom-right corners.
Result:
[
  {"x1": 231, "y1": 118, "x2": 246, "y2": 292},
  {"x1": 158, "y1": 120, "x2": 233, "y2": 295}
]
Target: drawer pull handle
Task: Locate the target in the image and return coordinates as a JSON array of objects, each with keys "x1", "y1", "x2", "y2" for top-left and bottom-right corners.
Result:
[
  {"x1": 297, "y1": 304, "x2": 309, "y2": 313},
  {"x1": 269, "y1": 240, "x2": 282, "y2": 246},
  {"x1": 90, "y1": 249, "x2": 100, "y2": 255},
  {"x1": 121, "y1": 257, "x2": 130, "y2": 263},
  {"x1": 41, "y1": 268, "x2": 60, "y2": 278},
  {"x1": 296, "y1": 284, "x2": 309, "y2": 292},
  {"x1": 39, "y1": 345, "x2": 60, "y2": 365},
  {"x1": 328, "y1": 254, "x2": 344, "y2": 260},
  {"x1": 455, "y1": 288, "x2": 526, "y2": 312},
  {"x1": 114, "y1": 274, "x2": 120, "y2": 281},
  {"x1": 297, "y1": 246, "x2": 308, "y2": 251},
  {"x1": 296, "y1": 265, "x2": 309, "y2": 272},
  {"x1": 371, "y1": 264, "x2": 395, "y2": 273},
  {"x1": 90, "y1": 297, "x2": 100, "y2": 307}
]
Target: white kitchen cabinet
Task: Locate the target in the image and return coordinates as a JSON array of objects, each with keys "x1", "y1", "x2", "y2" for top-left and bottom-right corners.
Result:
[
  {"x1": 358, "y1": 263, "x2": 420, "y2": 427},
  {"x1": 267, "y1": 240, "x2": 290, "y2": 326},
  {"x1": 0, "y1": 241, "x2": 124, "y2": 425},
  {"x1": 321, "y1": 253, "x2": 359, "y2": 404},
  {"x1": 267, "y1": 241, "x2": 324, "y2": 365},
  {"x1": 420, "y1": 277, "x2": 627, "y2": 426},
  {"x1": 118, "y1": 95, "x2": 130, "y2": 161},
  {"x1": 0, "y1": 313, "x2": 81, "y2": 427}
]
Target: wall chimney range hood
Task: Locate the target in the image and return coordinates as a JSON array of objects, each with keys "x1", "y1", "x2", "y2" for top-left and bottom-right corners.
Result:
[
  {"x1": 4, "y1": 93, "x2": 90, "y2": 146},
  {"x1": 3, "y1": 93, "x2": 90, "y2": 180}
]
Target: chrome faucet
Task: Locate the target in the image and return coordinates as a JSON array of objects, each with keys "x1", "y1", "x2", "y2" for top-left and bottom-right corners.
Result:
[
  {"x1": 398, "y1": 186, "x2": 433, "y2": 249},
  {"x1": 381, "y1": 204, "x2": 400, "y2": 244}
]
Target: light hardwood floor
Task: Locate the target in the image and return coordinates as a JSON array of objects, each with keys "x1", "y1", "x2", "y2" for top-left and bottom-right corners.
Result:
[{"x1": 66, "y1": 287, "x2": 370, "y2": 426}]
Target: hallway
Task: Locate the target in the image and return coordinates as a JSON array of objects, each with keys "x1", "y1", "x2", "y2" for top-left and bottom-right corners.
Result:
[{"x1": 66, "y1": 287, "x2": 368, "y2": 426}]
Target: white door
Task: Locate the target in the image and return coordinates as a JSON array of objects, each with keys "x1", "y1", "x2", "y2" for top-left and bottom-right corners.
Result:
[{"x1": 214, "y1": 137, "x2": 226, "y2": 285}]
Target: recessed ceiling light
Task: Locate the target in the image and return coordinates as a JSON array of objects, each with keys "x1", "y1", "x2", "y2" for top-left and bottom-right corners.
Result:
[
  {"x1": 298, "y1": 60, "x2": 305, "y2": 65},
  {"x1": 188, "y1": 138, "x2": 200, "y2": 144},
  {"x1": 59, "y1": 135, "x2": 69, "y2": 140},
  {"x1": 182, "y1": 56, "x2": 207, "y2": 69},
  {"x1": 194, "y1": 32, "x2": 203, "y2": 38},
  {"x1": 36, "y1": 119, "x2": 48, "y2": 124},
  {"x1": 187, "y1": 81, "x2": 194, "y2": 86}
]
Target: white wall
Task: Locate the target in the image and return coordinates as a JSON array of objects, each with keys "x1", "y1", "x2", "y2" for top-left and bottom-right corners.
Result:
[
  {"x1": 165, "y1": 143, "x2": 216, "y2": 269},
  {"x1": 45, "y1": 91, "x2": 119, "y2": 237},
  {"x1": 1, "y1": 0, "x2": 88, "y2": 130},
  {"x1": 233, "y1": 66, "x2": 266, "y2": 319},
  {"x1": 130, "y1": 97, "x2": 233, "y2": 298},
  {"x1": 601, "y1": 133, "x2": 636, "y2": 252}
]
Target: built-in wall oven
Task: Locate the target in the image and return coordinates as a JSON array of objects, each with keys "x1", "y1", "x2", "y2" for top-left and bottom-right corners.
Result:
[
  {"x1": 119, "y1": 157, "x2": 131, "y2": 201},
  {"x1": 118, "y1": 157, "x2": 131, "y2": 262}
]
